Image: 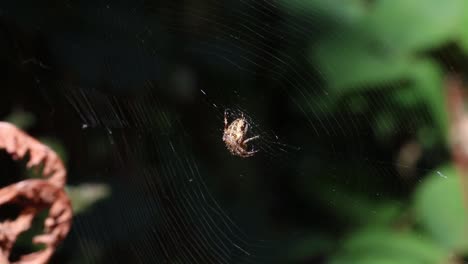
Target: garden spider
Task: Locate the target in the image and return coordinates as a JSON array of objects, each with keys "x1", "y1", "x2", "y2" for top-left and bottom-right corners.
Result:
[{"x1": 222, "y1": 110, "x2": 259, "y2": 157}]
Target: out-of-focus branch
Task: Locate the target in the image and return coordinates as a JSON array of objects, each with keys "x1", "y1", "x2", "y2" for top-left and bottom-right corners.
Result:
[
  {"x1": 0, "y1": 122, "x2": 66, "y2": 187},
  {"x1": 446, "y1": 76, "x2": 468, "y2": 210},
  {"x1": 0, "y1": 122, "x2": 72, "y2": 264}
]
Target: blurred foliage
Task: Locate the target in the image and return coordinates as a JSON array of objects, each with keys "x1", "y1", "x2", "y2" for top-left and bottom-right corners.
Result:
[
  {"x1": 413, "y1": 165, "x2": 468, "y2": 253},
  {"x1": 281, "y1": 0, "x2": 468, "y2": 263},
  {"x1": 66, "y1": 184, "x2": 111, "y2": 214},
  {"x1": 330, "y1": 228, "x2": 448, "y2": 264},
  {"x1": 308, "y1": 0, "x2": 459, "y2": 144}
]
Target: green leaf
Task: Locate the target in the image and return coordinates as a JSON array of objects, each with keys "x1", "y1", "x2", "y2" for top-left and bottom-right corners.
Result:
[
  {"x1": 413, "y1": 164, "x2": 468, "y2": 252},
  {"x1": 66, "y1": 183, "x2": 111, "y2": 214},
  {"x1": 409, "y1": 60, "x2": 448, "y2": 141},
  {"x1": 330, "y1": 228, "x2": 448, "y2": 264},
  {"x1": 312, "y1": 32, "x2": 411, "y2": 92},
  {"x1": 367, "y1": 0, "x2": 464, "y2": 52},
  {"x1": 391, "y1": 87, "x2": 422, "y2": 108},
  {"x1": 4, "y1": 109, "x2": 36, "y2": 130},
  {"x1": 312, "y1": 0, "x2": 464, "y2": 93},
  {"x1": 459, "y1": 2, "x2": 468, "y2": 53}
]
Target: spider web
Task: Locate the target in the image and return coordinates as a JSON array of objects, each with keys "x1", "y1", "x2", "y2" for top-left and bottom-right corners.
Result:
[
  {"x1": 0, "y1": 0, "x2": 451, "y2": 263},
  {"x1": 64, "y1": 86, "x2": 279, "y2": 263}
]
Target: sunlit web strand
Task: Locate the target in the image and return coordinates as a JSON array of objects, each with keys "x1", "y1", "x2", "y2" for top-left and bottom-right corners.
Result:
[{"x1": 63, "y1": 86, "x2": 275, "y2": 262}]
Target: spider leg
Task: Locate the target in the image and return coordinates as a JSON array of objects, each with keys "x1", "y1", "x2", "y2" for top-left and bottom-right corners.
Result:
[
  {"x1": 243, "y1": 149, "x2": 258, "y2": 157},
  {"x1": 236, "y1": 122, "x2": 247, "y2": 142},
  {"x1": 243, "y1": 135, "x2": 259, "y2": 144},
  {"x1": 243, "y1": 121, "x2": 249, "y2": 133},
  {"x1": 224, "y1": 110, "x2": 228, "y2": 129}
]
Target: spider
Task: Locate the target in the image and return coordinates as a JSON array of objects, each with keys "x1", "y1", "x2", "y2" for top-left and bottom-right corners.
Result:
[{"x1": 223, "y1": 110, "x2": 260, "y2": 157}]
